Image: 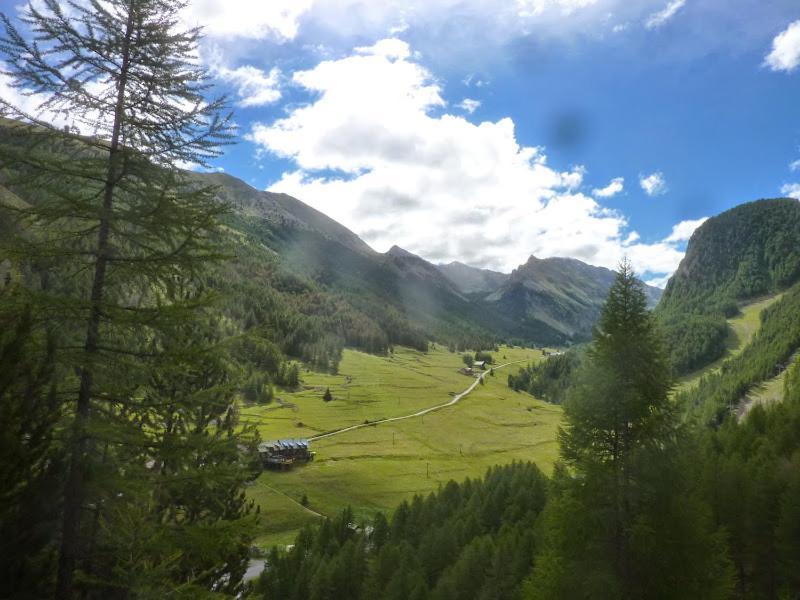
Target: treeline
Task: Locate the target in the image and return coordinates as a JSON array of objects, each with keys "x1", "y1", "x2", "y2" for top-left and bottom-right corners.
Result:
[
  {"x1": 252, "y1": 462, "x2": 549, "y2": 600},
  {"x1": 656, "y1": 199, "x2": 800, "y2": 374},
  {"x1": 252, "y1": 264, "x2": 800, "y2": 599},
  {"x1": 506, "y1": 351, "x2": 579, "y2": 404},
  {"x1": 677, "y1": 281, "x2": 800, "y2": 424}
]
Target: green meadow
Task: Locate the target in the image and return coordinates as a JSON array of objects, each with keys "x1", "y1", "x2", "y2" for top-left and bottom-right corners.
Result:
[
  {"x1": 243, "y1": 345, "x2": 562, "y2": 547},
  {"x1": 741, "y1": 350, "x2": 800, "y2": 417}
]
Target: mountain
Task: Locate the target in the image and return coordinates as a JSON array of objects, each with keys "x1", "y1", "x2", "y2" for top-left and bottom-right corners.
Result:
[
  {"x1": 203, "y1": 172, "x2": 668, "y2": 348},
  {"x1": 657, "y1": 198, "x2": 800, "y2": 373},
  {"x1": 437, "y1": 261, "x2": 509, "y2": 295},
  {"x1": 480, "y1": 256, "x2": 662, "y2": 344},
  {"x1": 660, "y1": 198, "x2": 800, "y2": 313},
  {"x1": 197, "y1": 172, "x2": 375, "y2": 256},
  {"x1": 193, "y1": 169, "x2": 660, "y2": 349},
  {"x1": 0, "y1": 120, "x2": 667, "y2": 368},
  {"x1": 189, "y1": 172, "x2": 514, "y2": 359}
]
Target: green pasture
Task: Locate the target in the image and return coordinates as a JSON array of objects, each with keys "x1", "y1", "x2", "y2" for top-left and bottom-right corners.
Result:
[{"x1": 244, "y1": 345, "x2": 562, "y2": 547}]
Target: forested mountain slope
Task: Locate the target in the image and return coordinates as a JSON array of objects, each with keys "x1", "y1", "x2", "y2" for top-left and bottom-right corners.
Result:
[
  {"x1": 657, "y1": 199, "x2": 800, "y2": 373},
  {"x1": 677, "y1": 280, "x2": 800, "y2": 424}
]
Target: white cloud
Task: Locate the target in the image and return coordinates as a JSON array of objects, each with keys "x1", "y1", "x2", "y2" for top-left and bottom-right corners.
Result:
[
  {"x1": 765, "y1": 20, "x2": 800, "y2": 72},
  {"x1": 182, "y1": 0, "x2": 313, "y2": 41},
  {"x1": 639, "y1": 171, "x2": 667, "y2": 196},
  {"x1": 457, "y1": 98, "x2": 481, "y2": 114},
  {"x1": 790, "y1": 159, "x2": 800, "y2": 171},
  {"x1": 663, "y1": 217, "x2": 708, "y2": 243},
  {"x1": 644, "y1": 0, "x2": 686, "y2": 30},
  {"x1": 247, "y1": 38, "x2": 692, "y2": 282},
  {"x1": 211, "y1": 64, "x2": 282, "y2": 107},
  {"x1": 354, "y1": 38, "x2": 412, "y2": 60},
  {"x1": 781, "y1": 183, "x2": 800, "y2": 200},
  {"x1": 645, "y1": 273, "x2": 672, "y2": 289},
  {"x1": 463, "y1": 74, "x2": 489, "y2": 88},
  {"x1": 516, "y1": 0, "x2": 599, "y2": 18},
  {"x1": 389, "y1": 21, "x2": 410, "y2": 35},
  {"x1": 593, "y1": 176, "x2": 624, "y2": 198}
]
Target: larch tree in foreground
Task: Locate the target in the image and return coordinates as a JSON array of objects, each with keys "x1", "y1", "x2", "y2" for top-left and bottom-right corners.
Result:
[
  {"x1": 0, "y1": 0, "x2": 258, "y2": 597},
  {"x1": 526, "y1": 260, "x2": 734, "y2": 599}
]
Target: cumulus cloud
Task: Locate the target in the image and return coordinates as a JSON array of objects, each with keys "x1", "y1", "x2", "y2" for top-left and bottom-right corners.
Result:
[
  {"x1": 247, "y1": 38, "x2": 693, "y2": 283},
  {"x1": 593, "y1": 177, "x2": 624, "y2": 198},
  {"x1": 187, "y1": 0, "x2": 682, "y2": 55},
  {"x1": 639, "y1": 171, "x2": 667, "y2": 196},
  {"x1": 457, "y1": 98, "x2": 481, "y2": 114},
  {"x1": 182, "y1": 0, "x2": 313, "y2": 41},
  {"x1": 211, "y1": 64, "x2": 282, "y2": 107},
  {"x1": 765, "y1": 20, "x2": 800, "y2": 72},
  {"x1": 781, "y1": 183, "x2": 800, "y2": 200},
  {"x1": 663, "y1": 217, "x2": 708, "y2": 243},
  {"x1": 644, "y1": 0, "x2": 686, "y2": 30},
  {"x1": 790, "y1": 159, "x2": 800, "y2": 172},
  {"x1": 645, "y1": 273, "x2": 672, "y2": 288},
  {"x1": 516, "y1": 0, "x2": 599, "y2": 18}
]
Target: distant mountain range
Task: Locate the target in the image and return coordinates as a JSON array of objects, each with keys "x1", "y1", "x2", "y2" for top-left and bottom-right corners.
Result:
[
  {"x1": 7, "y1": 119, "x2": 800, "y2": 392},
  {"x1": 193, "y1": 171, "x2": 662, "y2": 347},
  {"x1": 439, "y1": 255, "x2": 661, "y2": 342},
  {"x1": 0, "y1": 119, "x2": 663, "y2": 368}
]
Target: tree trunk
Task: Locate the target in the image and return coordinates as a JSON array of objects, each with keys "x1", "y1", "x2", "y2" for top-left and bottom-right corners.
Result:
[{"x1": 54, "y1": 6, "x2": 137, "y2": 597}]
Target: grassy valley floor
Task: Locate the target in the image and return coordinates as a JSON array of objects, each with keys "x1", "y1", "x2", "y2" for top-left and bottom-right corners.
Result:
[{"x1": 241, "y1": 345, "x2": 561, "y2": 547}]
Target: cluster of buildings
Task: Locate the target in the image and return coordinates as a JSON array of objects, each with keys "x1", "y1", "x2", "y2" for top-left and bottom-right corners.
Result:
[{"x1": 258, "y1": 439, "x2": 314, "y2": 470}]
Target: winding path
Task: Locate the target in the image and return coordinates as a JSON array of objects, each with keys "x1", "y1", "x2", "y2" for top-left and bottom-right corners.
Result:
[{"x1": 308, "y1": 359, "x2": 529, "y2": 442}]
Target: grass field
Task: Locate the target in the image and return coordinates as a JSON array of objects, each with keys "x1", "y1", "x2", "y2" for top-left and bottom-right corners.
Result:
[
  {"x1": 676, "y1": 294, "x2": 782, "y2": 393},
  {"x1": 243, "y1": 345, "x2": 561, "y2": 547},
  {"x1": 739, "y1": 351, "x2": 800, "y2": 420}
]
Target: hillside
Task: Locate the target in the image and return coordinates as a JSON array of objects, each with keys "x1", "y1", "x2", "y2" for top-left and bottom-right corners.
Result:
[
  {"x1": 676, "y1": 281, "x2": 800, "y2": 424},
  {"x1": 198, "y1": 172, "x2": 661, "y2": 351},
  {"x1": 657, "y1": 198, "x2": 800, "y2": 373}
]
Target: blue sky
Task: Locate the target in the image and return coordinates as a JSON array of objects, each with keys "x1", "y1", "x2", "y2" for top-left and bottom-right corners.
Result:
[{"x1": 6, "y1": 0, "x2": 800, "y2": 285}]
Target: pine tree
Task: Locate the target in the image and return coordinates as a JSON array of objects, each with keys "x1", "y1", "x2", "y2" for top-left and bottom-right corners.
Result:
[
  {"x1": 0, "y1": 0, "x2": 241, "y2": 596},
  {"x1": 527, "y1": 261, "x2": 733, "y2": 599},
  {"x1": 0, "y1": 291, "x2": 63, "y2": 598}
]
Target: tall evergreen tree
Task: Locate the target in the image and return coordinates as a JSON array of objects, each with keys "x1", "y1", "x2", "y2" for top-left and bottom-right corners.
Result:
[
  {"x1": 0, "y1": 0, "x2": 256, "y2": 597},
  {"x1": 0, "y1": 289, "x2": 63, "y2": 599},
  {"x1": 526, "y1": 261, "x2": 733, "y2": 599}
]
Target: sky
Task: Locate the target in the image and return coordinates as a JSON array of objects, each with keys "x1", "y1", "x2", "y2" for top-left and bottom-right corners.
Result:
[{"x1": 6, "y1": 0, "x2": 800, "y2": 286}]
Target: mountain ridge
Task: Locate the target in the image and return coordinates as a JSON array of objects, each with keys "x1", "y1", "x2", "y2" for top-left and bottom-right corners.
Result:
[{"x1": 657, "y1": 198, "x2": 800, "y2": 374}]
